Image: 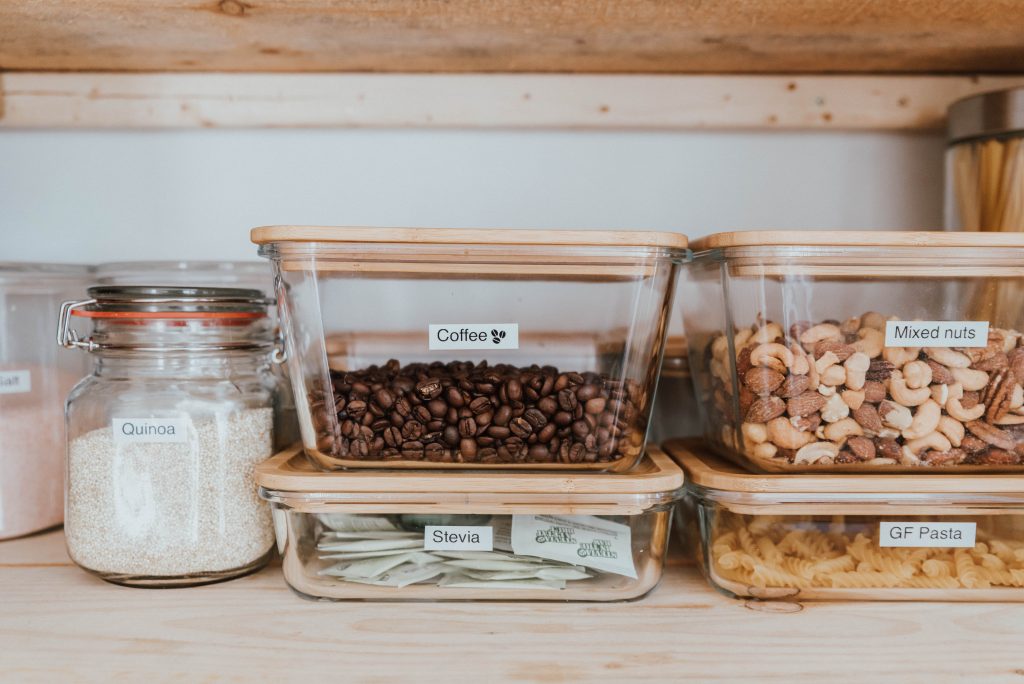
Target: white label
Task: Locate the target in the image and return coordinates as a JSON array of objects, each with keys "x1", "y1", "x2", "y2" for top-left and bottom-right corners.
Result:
[
  {"x1": 884, "y1": 320, "x2": 989, "y2": 348},
  {"x1": 428, "y1": 323, "x2": 519, "y2": 350},
  {"x1": 0, "y1": 370, "x2": 31, "y2": 394},
  {"x1": 423, "y1": 525, "x2": 494, "y2": 551},
  {"x1": 112, "y1": 418, "x2": 189, "y2": 444},
  {"x1": 511, "y1": 514, "x2": 637, "y2": 579},
  {"x1": 879, "y1": 522, "x2": 977, "y2": 548}
]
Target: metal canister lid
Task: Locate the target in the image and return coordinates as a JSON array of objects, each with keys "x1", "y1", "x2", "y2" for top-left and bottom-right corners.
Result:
[
  {"x1": 80, "y1": 286, "x2": 271, "y2": 315},
  {"x1": 947, "y1": 87, "x2": 1024, "y2": 144}
]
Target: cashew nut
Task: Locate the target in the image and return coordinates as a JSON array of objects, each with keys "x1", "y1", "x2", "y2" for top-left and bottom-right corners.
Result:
[
  {"x1": 851, "y1": 328, "x2": 884, "y2": 359},
  {"x1": 996, "y1": 414, "x2": 1024, "y2": 425},
  {"x1": 789, "y1": 344, "x2": 811, "y2": 376},
  {"x1": 733, "y1": 328, "x2": 754, "y2": 357},
  {"x1": 841, "y1": 389, "x2": 865, "y2": 411},
  {"x1": 880, "y1": 401, "x2": 913, "y2": 430},
  {"x1": 823, "y1": 417, "x2": 863, "y2": 443},
  {"x1": 860, "y1": 311, "x2": 887, "y2": 330},
  {"x1": 820, "y1": 365, "x2": 847, "y2": 387},
  {"x1": 902, "y1": 360, "x2": 933, "y2": 390},
  {"x1": 946, "y1": 382, "x2": 964, "y2": 402},
  {"x1": 888, "y1": 371, "x2": 932, "y2": 407},
  {"x1": 817, "y1": 384, "x2": 837, "y2": 397},
  {"x1": 1011, "y1": 384, "x2": 1024, "y2": 410},
  {"x1": 821, "y1": 393, "x2": 850, "y2": 423},
  {"x1": 751, "y1": 322, "x2": 783, "y2": 344},
  {"x1": 741, "y1": 421, "x2": 768, "y2": 445},
  {"x1": 750, "y1": 343, "x2": 793, "y2": 374},
  {"x1": 843, "y1": 352, "x2": 870, "y2": 391},
  {"x1": 905, "y1": 431, "x2": 952, "y2": 456},
  {"x1": 931, "y1": 384, "x2": 950, "y2": 406},
  {"x1": 902, "y1": 399, "x2": 941, "y2": 440},
  {"x1": 925, "y1": 347, "x2": 971, "y2": 369},
  {"x1": 900, "y1": 446, "x2": 922, "y2": 466},
  {"x1": 946, "y1": 394, "x2": 986, "y2": 422},
  {"x1": 767, "y1": 416, "x2": 815, "y2": 450},
  {"x1": 814, "y1": 351, "x2": 840, "y2": 374},
  {"x1": 800, "y1": 323, "x2": 842, "y2": 349},
  {"x1": 794, "y1": 441, "x2": 840, "y2": 465},
  {"x1": 937, "y1": 415, "x2": 965, "y2": 447},
  {"x1": 952, "y1": 367, "x2": 989, "y2": 392},
  {"x1": 883, "y1": 346, "x2": 921, "y2": 369},
  {"x1": 1002, "y1": 330, "x2": 1020, "y2": 353},
  {"x1": 711, "y1": 335, "x2": 730, "y2": 363},
  {"x1": 841, "y1": 316, "x2": 862, "y2": 335},
  {"x1": 751, "y1": 442, "x2": 778, "y2": 460}
]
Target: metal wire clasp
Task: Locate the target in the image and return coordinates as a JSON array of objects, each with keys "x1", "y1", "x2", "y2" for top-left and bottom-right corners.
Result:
[{"x1": 57, "y1": 299, "x2": 97, "y2": 351}]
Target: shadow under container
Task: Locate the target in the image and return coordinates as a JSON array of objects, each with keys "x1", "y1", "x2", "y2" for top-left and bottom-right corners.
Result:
[
  {"x1": 684, "y1": 230, "x2": 1024, "y2": 473},
  {"x1": 666, "y1": 438, "x2": 1024, "y2": 602},
  {"x1": 253, "y1": 226, "x2": 688, "y2": 472},
  {"x1": 256, "y1": 445, "x2": 683, "y2": 601}
]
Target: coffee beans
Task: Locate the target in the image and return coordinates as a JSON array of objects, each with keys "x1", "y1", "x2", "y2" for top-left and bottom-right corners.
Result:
[{"x1": 309, "y1": 359, "x2": 643, "y2": 465}]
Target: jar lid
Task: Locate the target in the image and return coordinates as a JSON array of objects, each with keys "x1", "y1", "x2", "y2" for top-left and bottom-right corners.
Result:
[
  {"x1": 692, "y1": 230, "x2": 1024, "y2": 251},
  {"x1": 948, "y1": 87, "x2": 1024, "y2": 144},
  {"x1": 72, "y1": 286, "x2": 271, "y2": 319},
  {"x1": 94, "y1": 261, "x2": 270, "y2": 287}
]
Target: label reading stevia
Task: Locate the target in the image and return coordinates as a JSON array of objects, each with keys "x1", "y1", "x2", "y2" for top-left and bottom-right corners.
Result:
[
  {"x1": 511, "y1": 514, "x2": 637, "y2": 579},
  {"x1": 423, "y1": 525, "x2": 494, "y2": 551},
  {"x1": 0, "y1": 370, "x2": 31, "y2": 395},
  {"x1": 112, "y1": 418, "x2": 189, "y2": 444},
  {"x1": 879, "y1": 522, "x2": 977, "y2": 548},
  {"x1": 428, "y1": 323, "x2": 519, "y2": 351},
  {"x1": 884, "y1": 320, "x2": 989, "y2": 348}
]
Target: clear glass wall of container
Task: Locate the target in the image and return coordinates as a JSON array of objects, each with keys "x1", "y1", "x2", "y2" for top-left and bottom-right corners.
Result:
[
  {"x1": 684, "y1": 231, "x2": 1024, "y2": 472},
  {"x1": 257, "y1": 445, "x2": 683, "y2": 601},
  {"x1": 668, "y1": 439, "x2": 1024, "y2": 602},
  {"x1": 254, "y1": 227, "x2": 688, "y2": 472},
  {"x1": 0, "y1": 263, "x2": 90, "y2": 540},
  {"x1": 58, "y1": 287, "x2": 280, "y2": 587}
]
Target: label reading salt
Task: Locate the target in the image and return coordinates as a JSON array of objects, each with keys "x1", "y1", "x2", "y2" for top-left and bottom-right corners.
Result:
[
  {"x1": 428, "y1": 323, "x2": 519, "y2": 351},
  {"x1": 879, "y1": 522, "x2": 977, "y2": 548},
  {"x1": 884, "y1": 320, "x2": 989, "y2": 348},
  {"x1": 112, "y1": 418, "x2": 189, "y2": 444},
  {"x1": 511, "y1": 514, "x2": 637, "y2": 579},
  {"x1": 0, "y1": 370, "x2": 31, "y2": 395},
  {"x1": 424, "y1": 525, "x2": 494, "y2": 551}
]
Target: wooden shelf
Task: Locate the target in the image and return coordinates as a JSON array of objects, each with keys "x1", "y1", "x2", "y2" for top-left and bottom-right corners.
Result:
[
  {"x1": 4, "y1": 530, "x2": 1024, "y2": 680},
  {"x1": 3, "y1": 1, "x2": 1024, "y2": 73}
]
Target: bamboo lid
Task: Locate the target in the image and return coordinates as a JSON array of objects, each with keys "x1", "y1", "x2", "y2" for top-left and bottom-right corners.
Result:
[
  {"x1": 948, "y1": 86, "x2": 1024, "y2": 144},
  {"x1": 664, "y1": 439, "x2": 1024, "y2": 495},
  {"x1": 691, "y1": 230, "x2": 1024, "y2": 251},
  {"x1": 251, "y1": 226, "x2": 688, "y2": 250},
  {"x1": 257, "y1": 444, "x2": 684, "y2": 496}
]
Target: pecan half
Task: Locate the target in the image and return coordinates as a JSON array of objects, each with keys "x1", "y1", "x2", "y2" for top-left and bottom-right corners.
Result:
[
  {"x1": 967, "y1": 448, "x2": 1020, "y2": 466},
  {"x1": 787, "y1": 392, "x2": 827, "y2": 417},
  {"x1": 973, "y1": 353, "x2": 1009, "y2": 373},
  {"x1": 922, "y1": 449, "x2": 966, "y2": 466},
  {"x1": 964, "y1": 332, "x2": 1003, "y2": 364},
  {"x1": 966, "y1": 420, "x2": 1016, "y2": 451},
  {"x1": 981, "y1": 368, "x2": 1016, "y2": 423},
  {"x1": 1009, "y1": 348, "x2": 1024, "y2": 381},
  {"x1": 744, "y1": 367, "x2": 786, "y2": 395},
  {"x1": 746, "y1": 396, "x2": 786, "y2": 423},
  {"x1": 960, "y1": 435, "x2": 989, "y2": 453}
]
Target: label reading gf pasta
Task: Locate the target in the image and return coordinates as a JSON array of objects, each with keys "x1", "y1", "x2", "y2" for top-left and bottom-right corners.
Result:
[
  {"x1": 884, "y1": 321, "x2": 988, "y2": 348},
  {"x1": 879, "y1": 522, "x2": 977, "y2": 548}
]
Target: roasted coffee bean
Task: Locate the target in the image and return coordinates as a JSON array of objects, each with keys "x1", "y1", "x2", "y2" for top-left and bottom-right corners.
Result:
[
  {"x1": 507, "y1": 378, "x2": 523, "y2": 402},
  {"x1": 347, "y1": 400, "x2": 368, "y2": 419},
  {"x1": 374, "y1": 388, "x2": 395, "y2": 409},
  {"x1": 554, "y1": 411, "x2": 574, "y2": 427},
  {"x1": 402, "y1": 420, "x2": 424, "y2": 441},
  {"x1": 414, "y1": 406, "x2": 432, "y2": 423},
  {"x1": 458, "y1": 417, "x2": 477, "y2": 438},
  {"x1": 443, "y1": 426, "x2": 460, "y2": 446},
  {"x1": 576, "y1": 384, "x2": 600, "y2": 402},
  {"x1": 572, "y1": 420, "x2": 591, "y2": 440},
  {"x1": 469, "y1": 396, "x2": 491, "y2": 414},
  {"x1": 427, "y1": 399, "x2": 447, "y2": 418},
  {"x1": 523, "y1": 408, "x2": 547, "y2": 429},
  {"x1": 538, "y1": 423, "x2": 557, "y2": 443},
  {"x1": 510, "y1": 416, "x2": 533, "y2": 438},
  {"x1": 585, "y1": 397, "x2": 607, "y2": 415},
  {"x1": 416, "y1": 378, "x2": 443, "y2": 399},
  {"x1": 494, "y1": 405, "x2": 512, "y2": 426},
  {"x1": 487, "y1": 425, "x2": 511, "y2": 439},
  {"x1": 537, "y1": 396, "x2": 558, "y2": 416},
  {"x1": 401, "y1": 440, "x2": 425, "y2": 459},
  {"x1": 459, "y1": 438, "x2": 479, "y2": 461},
  {"x1": 446, "y1": 387, "x2": 465, "y2": 407}
]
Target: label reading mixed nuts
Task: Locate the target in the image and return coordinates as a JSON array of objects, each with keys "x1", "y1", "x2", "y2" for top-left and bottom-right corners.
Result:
[
  {"x1": 428, "y1": 323, "x2": 519, "y2": 350},
  {"x1": 112, "y1": 418, "x2": 190, "y2": 444},
  {"x1": 0, "y1": 370, "x2": 31, "y2": 395},
  {"x1": 884, "y1": 321, "x2": 989, "y2": 348},
  {"x1": 423, "y1": 525, "x2": 494, "y2": 551},
  {"x1": 879, "y1": 522, "x2": 977, "y2": 548},
  {"x1": 510, "y1": 514, "x2": 637, "y2": 578}
]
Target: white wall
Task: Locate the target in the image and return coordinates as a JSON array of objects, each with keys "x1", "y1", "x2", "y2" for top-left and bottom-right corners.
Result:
[{"x1": 0, "y1": 129, "x2": 944, "y2": 262}]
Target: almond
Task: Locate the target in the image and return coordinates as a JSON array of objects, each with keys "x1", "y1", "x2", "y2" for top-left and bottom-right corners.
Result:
[
  {"x1": 874, "y1": 438, "x2": 902, "y2": 460},
  {"x1": 925, "y1": 360, "x2": 955, "y2": 386},
  {"x1": 775, "y1": 374, "x2": 811, "y2": 399},
  {"x1": 736, "y1": 345, "x2": 754, "y2": 375},
  {"x1": 846, "y1": 435, "x2": 875, "y2": 461},
  {"x1": 814, "y1": 339, "x2": 855, "y2": 362},
  {"x1": 745, "y1": 396, "x2": 786, "y2": 423},
  {"x1": 790, "y1": 412, "x2": 822, "y2": 433},
  {"x1": 786, "y1": 391, "x2": 827, "y2": 417},
  {"x1": 739, "y1": 385, "x2": 756, "y2": 417},
  {"x1": 862, "y1": 380, "x2": 887, "y2": 404},
  {"x1": 744, "y1": 367, "x2": 785, "y2": 395},
  {"x1": 852, "y1": 404, "x2": 883, "y2": 433},
  {"x1": 866, "y1": 359, "x2": 895, "y2": 382}
]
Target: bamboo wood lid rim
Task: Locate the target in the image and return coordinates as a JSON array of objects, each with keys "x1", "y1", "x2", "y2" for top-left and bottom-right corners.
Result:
[
  {"x1": 663, "y1": 438, "x2": 1024, "y2": 495},
  {"x1": 691, "y1": 230, "x2": 1024, "y2": 251},
  {"x1": 257, "y1": 444, "x2": 684, "y2": 495},
  {"x1": 251, "y1": 226, "x2": 688, "y2": 250}
]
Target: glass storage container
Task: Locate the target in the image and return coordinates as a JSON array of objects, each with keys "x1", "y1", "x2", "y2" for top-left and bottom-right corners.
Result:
[
  {"x1": 58, "y1": 287, "x2": 281, "y2": 586},
  {"x1": 685, "y1": 230, "x2": 1024, "y2": 472},
  {"x1": 0, "y1": 263, "x2": 90, "y2": 540},
  {"x1": 667, "y1": 439, "x2": 1024, "y2": 602},
  {"x1": 648, "y1": 335, "x2": 700, "y2": 443},
  {"x1": 254, "y1": 226, "x2": 688, "y2": 472},
  {"x1": 257, "y1": 444, "x2": 683, "y2": 601}
]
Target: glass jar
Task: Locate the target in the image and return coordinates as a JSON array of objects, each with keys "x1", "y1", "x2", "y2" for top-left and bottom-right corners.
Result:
[
  {"x1": 58, "y1": 287, "x2": 281, "y2": 587},
  {"x1": 0, "y1": 263, "x2": 90, "y2": 540}
]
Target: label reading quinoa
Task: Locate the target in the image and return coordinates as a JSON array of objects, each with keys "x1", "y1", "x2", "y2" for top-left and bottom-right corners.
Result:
[
  {"x1": 884, "y1": 320, "x2": 989, "y2": 348},
  {"x1": 428, "y1": 323, "x2": 519, "y2": 350},
  {"x1": 423, "y1": 525, "x2": 494, "y2": 551},
  {"x1": 0, "y1": 370, "x2": 31, "y2": 394},
  {"x1": 879, "y1": 522, "x2": 977, "y2": 548},
  {"x1": 112, "y1": 418, "x2": 189, "y2": 444},
  {"x1": 511, "y1": 514, "x2": 636, "y2": 578}
]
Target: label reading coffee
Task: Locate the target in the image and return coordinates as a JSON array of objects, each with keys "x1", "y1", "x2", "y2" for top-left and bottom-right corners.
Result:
[
  {"x1": 423, "y1": 525, "x2": 494, "y2": 551},
  {"x1": 428, "y1": 323, "x2": 519, "y2": 351},
  {"x1": 511, "y1": 514, "x2": 636, "y2": 578},
  {"x1": 884, "y1": 320, "x2": 988, "y2": 348},
  {"x1": 112, "y1": 418, "x2": 189, "y2": 444},
  {"x1": 0, "y1": 370, "x2": 31, "y2": 394},
  {"x1": 879, "y1": 522, "x2": 977, "y2": 548}
]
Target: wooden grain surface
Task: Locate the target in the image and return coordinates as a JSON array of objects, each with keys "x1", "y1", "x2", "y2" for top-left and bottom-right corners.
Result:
[
  {"x1": 2, "y1": 1, "x2": 1024, "y2": 73},
  {"x1": 3, "y1": 530, "x2": 1024, "y2": 682},
  {"x1": 4, "y1": 73, "x2": 1024, "y2": 130}
]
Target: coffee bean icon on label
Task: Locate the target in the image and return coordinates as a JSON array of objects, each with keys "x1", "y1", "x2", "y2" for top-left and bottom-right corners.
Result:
[{"x1": 490, "y1": 329, "x2": 506, "y2": 345}]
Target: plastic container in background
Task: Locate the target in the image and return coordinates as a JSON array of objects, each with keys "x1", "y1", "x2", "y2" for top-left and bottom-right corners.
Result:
[
  {"x1": 59, "y1": 287, "x2": 281, "y2": 586},
  {"x1": 685, "y1": 230, "x2": 1024, "y2": 472},
  {"x1": 254, "y1": 226, "x2": 688, "y2": 472},
  {"x1": 667, "y1": 439, "x2": 1024, "y2": 602},
  {"x1": 0, "y1": 263, "x2": 90, "y2": 540},
  {"x1": 257, "y1": 445, "x2": 683, "y2": 601}
]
